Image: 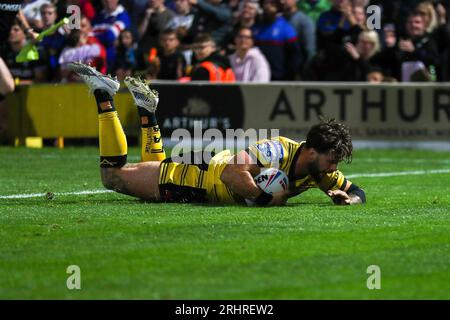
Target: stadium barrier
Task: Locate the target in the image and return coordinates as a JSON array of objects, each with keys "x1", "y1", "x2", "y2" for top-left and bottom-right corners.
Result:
[{"x1": 5, "y1": 82, "x2": 450, "y2": 149}]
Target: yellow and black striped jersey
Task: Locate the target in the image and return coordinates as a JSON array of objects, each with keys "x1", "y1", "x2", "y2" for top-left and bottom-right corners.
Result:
[
  {"x1": 159, "y1": 150, "x2": 240, "y2": 204},
  {"x1": 247, "y1": 136, "x2": 346, "y2": 195},
  {"x1": 158, "y1": 136, "x2": 347, "y2": 204}
]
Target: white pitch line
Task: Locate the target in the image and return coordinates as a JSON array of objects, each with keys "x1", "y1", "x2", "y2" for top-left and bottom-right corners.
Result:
[
  {"x1": 357, "y1": 158, "x2": 450, "y2": 164},
  {"x1": 0, "y1": 189, "x2": 112, "y2": 199},
  {"x1": 0, "y1": 169, "x2": 449, "y2": 200},
  {"x1": 346, "y1": 168, "x2": 450, "y2": 179}
]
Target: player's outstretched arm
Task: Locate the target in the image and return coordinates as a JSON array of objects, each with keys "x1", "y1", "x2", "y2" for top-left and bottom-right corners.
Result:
[{"x1": 221, "y1": 150, "x2": 288, "y2": 206}]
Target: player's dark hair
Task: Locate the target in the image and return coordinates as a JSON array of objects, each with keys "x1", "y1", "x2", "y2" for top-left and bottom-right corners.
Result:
[{"x1": 305, "y1": 118, "x2": 353, "y2": 163}]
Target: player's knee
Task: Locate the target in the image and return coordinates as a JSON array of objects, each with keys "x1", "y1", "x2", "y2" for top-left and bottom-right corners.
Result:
[{"x1": 100, "y1": 168, "x2": 121, "y2": 191}]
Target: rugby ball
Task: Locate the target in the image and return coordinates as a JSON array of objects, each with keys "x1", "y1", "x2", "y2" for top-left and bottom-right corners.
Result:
[{"x1": 246, "y1": 168, "x2": 289, "y2": 206}]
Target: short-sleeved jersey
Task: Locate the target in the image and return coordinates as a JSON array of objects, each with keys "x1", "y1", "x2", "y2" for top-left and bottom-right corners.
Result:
[
  {"x1": 158, "y1": 136, "x2": 347, "y2": 204},
  {"x1": 246, "y1": 136, "x2": 346, "y2": 195}
]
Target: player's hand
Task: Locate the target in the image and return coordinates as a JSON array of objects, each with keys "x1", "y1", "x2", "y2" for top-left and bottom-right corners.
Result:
[
  {"x1": 268, "y1": 191, "x2": 288, "y2": 206},
  {"x1": 327, "y1": 190, "x2": 351, "y2": 205}
]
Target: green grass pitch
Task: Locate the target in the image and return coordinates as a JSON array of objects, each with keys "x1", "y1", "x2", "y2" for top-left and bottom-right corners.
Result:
[{"x1": 0, "y1": 146, "x2": 449, "y2": 299}]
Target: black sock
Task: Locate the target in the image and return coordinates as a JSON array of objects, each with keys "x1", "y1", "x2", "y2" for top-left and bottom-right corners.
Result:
[
  {"x1": 141, "y1": 113, "x2": 158, "y2": 128},
  {"x1": 94, "y1": 90, "x2": 115, "y2": 114}
]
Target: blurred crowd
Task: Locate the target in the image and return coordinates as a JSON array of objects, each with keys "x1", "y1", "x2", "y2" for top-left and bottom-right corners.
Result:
[{"x1": 2, "y1": 0, "x2": 450, "y2": 84}]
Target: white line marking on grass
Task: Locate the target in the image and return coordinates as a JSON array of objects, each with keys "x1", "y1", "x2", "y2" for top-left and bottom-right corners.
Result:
[
  {"x1": 0, "y1": 169, "x2": 449, "y2": 199},
  {"x1": 346, "y1": 169, "x2": 450, "y2": 179},
  {"x1": 0, "y1": 189, "x2": 113, "y2": 199},
  {"x1": 357, "y1": 158, "x2": 450, "y2": 164}
]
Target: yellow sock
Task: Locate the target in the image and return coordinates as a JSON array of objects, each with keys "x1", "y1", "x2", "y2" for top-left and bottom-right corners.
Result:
[
  {"x1": 141, "y1": 125, "x2": 166, "y2": 162},
  {"x1": 99, "y1": 111, "x2": 128, "y2": 168}
]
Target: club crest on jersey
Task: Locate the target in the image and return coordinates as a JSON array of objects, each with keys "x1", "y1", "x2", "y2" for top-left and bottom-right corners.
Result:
[{"x1": 256, "y1": 141, "x2": 284, "y2": 164}]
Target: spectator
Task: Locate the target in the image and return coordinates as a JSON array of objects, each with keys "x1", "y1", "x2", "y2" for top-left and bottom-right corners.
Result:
[
  {"x1": 252, "y1": 0, "x2": 301, "y2": 80},
  {"x1": 415, "y1": 1, "x2": 438, "y2": 34},
  {"x1": 348, "y1": 30, "x2": 381, "y2": 61},
  {"x1": 22, "y1": 0, "x2": 51, "y2": 30},
  {"x1": 229, "y1": 26, "x2": 271, "y2": 82},
  {"x1": 396, "y1": 12, "x2": 440, "y2": 81},
  {"x1": 316, "y1": 0, "x2": 362, "y2": 51},
  {"x1": 122, "y1": 0, "x2": 148, "y2": 37},
  {"x1": 353, "y1": 4, "x2": 367, "y2": 30},
  {"x1": 352, "y1": 0, "x2": 369, "y2": 7},
  {"x1": 369, "y1": 23, "x2": 399, "y2": 79},
  {"x1": 382, "y1": 23, "x2": 397, "y2": 49},
  {"x1": 66, "y1": 0, "x2": 96, "y2": 21},
  {"x1": 439, "y1": 25, "x2": 450, "y2": 82},
  {"x1": 234, "y1": 0, "x2": 261, "y2": 29},
  {"x1": 374, "y1": 11, "x2": 440, "y2": 82},
  {"x1": 4, "y1": 22, "x2": 48, "y2": 84},
  {"x1": 366, "y1": 67, "x2": 385, "y2": 83},
  {"x1": 138, "y1": 0, "x2": 175, "y2": 52},
  {"x1": 431, "y1": 1, "x2": 450, "y2": 80},
  {"x1": 157, "y1": 29, "x2": 187, "y2": 79},
  {"x1": 167, "y1": 0, "x2": 196, "y2": 46},
  {"x1": 39, "y1": 3, "x2": 67, "y2": 80},
  {"x1": 92, "y1": 0, "x2": 131, "y2": 71},
  {"x1": 228, "y1": 0, "x2": 241, "y2": 24},
  {"x1": 373, "y1": 0, "x2": 421, "y2": 36},
  {"x1": 297, "y1": 0, "x2": 331, "y2": 23},
  {"x1": 59, "y1": 16, "x2": 107, "y2": 82},
  {"x1": 221, "y1": 0, "x2": 261, "y2": 54},
  {"x1": 307, "y1": 0, "x2": 363, "y2": 80},
  {"x1": 113, "y1": 29, "x2": 139, "y2": 81},
  {"x1": 189, "y1": 33, "x2": 235, "y2": 82},
  {"x1": 187, "y1": 0, "x2": 233, "y2": 50},
  {"x1": 281, "y1": 0, "x2": 316, "y2": 71},
  {"x1": 343, "y1": 30, "x2": 381, "y2": 81}
]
